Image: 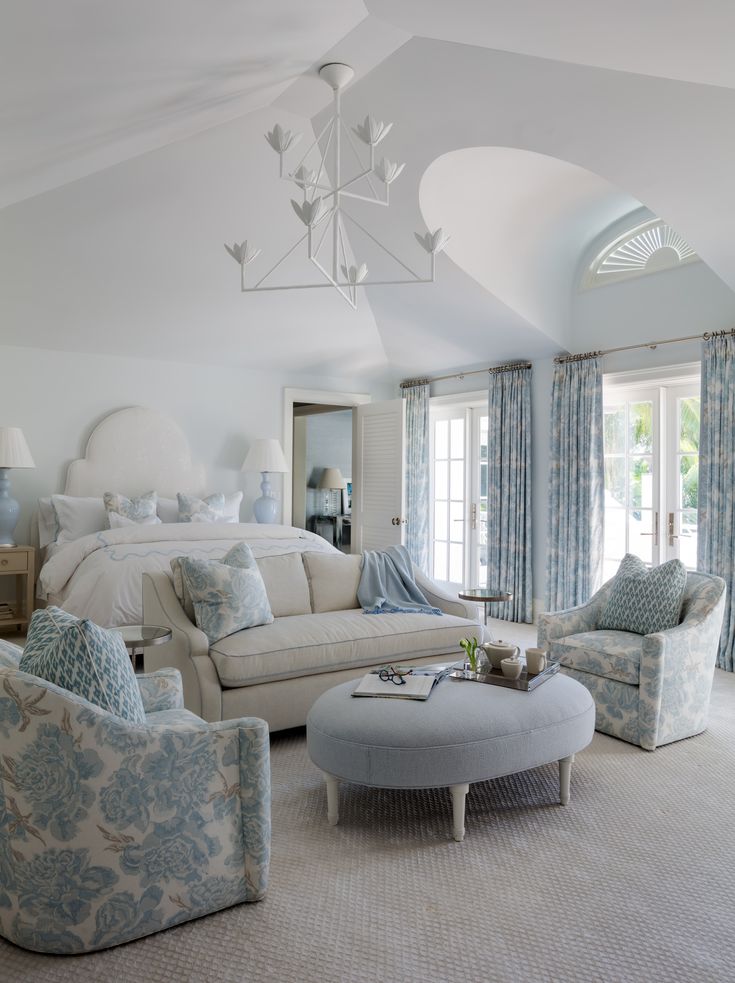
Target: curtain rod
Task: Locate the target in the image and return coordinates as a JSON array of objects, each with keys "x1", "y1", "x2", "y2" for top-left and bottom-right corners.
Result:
[
  {"x1": 553, "y1": 328, "x2": 733, "y2": 364},
  {"x1": 399, "y1": 361, "x2": 532, "y2": 388}
]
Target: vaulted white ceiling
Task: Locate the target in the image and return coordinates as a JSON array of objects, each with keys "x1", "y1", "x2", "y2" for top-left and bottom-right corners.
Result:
[{"x1": 3, "y1": 1, "x2": 735, "y2": 379}]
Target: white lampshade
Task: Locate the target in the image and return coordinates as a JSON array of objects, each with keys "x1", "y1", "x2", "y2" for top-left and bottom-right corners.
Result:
[
  {"x1": 318, "y1": 467, "x2": 347, "y2": 491},
  {"x1": 0, "y1": 428, "x2": 35, "y2": 469},
  {"x1": 242, "y1": 438, "x2": 289, "y2": 474}
]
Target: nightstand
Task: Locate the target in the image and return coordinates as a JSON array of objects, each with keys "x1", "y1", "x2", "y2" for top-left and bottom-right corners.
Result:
[{"x1": 0, "y1": 546, "x2": 35, "y2": 634}]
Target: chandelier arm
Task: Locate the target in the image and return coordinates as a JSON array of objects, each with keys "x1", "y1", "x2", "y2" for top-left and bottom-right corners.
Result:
[
  {"x1": 252, "y1": 228, "x2": 310, "y2": 289},
  {"x1": 314, "y1": 123, "x2": 336, "y2": 198},
  {"x1": 343, "y1": 124, "x2": 381, "y2": 201},
  {"x1": 310, "y1": 253, "x2": 357, "y2": 310},
  {"x1": 242, "y1": 278, "x2": 434, "y2": 292},
  {"x1": 340, "y1": 189, "x2": 388, "y2": 207},
  {"x1": 312, "y1": 205, "x2": 337, "y2": 261},
  {"x1": 341, "y1": 210, "x2": 425, "y2": 281},
  {"x1": 287, "y1": 116, "x2": 335, "y2": 185}
]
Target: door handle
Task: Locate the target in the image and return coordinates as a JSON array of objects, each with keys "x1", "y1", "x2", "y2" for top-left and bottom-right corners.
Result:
[
  {"x1": 391, "y1": 516, "x2": 401, "y2": 526},
  {"x1": 668, "y1": 512, "x2": 678, "y2": 546},
  {"x1": 470, "y1": 502, "x2": 477, "y2": 530}
]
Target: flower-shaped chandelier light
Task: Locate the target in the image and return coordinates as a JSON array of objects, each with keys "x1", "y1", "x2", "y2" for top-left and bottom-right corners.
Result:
[{"x1": 225, "y1": 63, "x2": 449, "y2": 310}]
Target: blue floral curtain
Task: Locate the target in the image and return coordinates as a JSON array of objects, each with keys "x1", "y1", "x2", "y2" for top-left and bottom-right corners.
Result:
[
  {"x1": 486, "y1": 364, "x2": 533, "y2": 623},
  {"x1": 545, "y1": 356, "x2": 605, "y2": 611},
  {"x1": 698, "y1": 333, "x2": 735, "y2": 670},
  {"x1": 402, "y1": 381, "x2": 430, "y2": 573}
]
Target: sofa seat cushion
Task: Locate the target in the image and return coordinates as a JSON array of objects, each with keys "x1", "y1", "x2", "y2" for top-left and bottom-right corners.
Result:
[
  {"x1": 550, "y1": 630, "x2": 642, "y2": 685},
  {"x1": 209, "y1": 610, "x2": 476, "y2": 687}
]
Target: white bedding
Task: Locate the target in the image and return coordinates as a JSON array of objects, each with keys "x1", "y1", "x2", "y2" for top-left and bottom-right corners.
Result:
[{"x1": 38, "y1": 522, "x2": 338, "y2": 627}]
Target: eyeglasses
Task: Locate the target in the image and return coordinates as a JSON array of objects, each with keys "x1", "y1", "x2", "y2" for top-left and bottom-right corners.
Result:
[{"x1": 378, "y1": 665, "x2": 413, "y2": 686}]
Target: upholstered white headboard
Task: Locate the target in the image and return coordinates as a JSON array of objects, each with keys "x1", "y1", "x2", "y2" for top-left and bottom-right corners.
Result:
[{"x1": 64, "y1": 406, "x2": 207, "y2": 498}]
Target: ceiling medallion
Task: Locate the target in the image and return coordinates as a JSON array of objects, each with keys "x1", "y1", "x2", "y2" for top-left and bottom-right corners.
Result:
[{"x1": 225, "y1": 63, "x2": 449, "y2": 310}]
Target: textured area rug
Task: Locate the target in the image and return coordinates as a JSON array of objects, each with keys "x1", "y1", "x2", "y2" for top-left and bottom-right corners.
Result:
[{"x1": 2, "y1": 670, "x2": 734, "y2": 983}]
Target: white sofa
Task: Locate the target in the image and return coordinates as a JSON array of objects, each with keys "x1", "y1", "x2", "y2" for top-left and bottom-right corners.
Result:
[{"x1": 142, "y1": 551, "x2": 481, "y2": 730}]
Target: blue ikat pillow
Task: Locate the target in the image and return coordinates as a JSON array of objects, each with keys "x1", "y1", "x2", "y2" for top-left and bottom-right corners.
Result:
[
  {"x1": 19, "y1": 607, "x2": 145, "y2": 723},
  {"x1": 599, "y1": 554, "x2": 687, "y2": 636}
]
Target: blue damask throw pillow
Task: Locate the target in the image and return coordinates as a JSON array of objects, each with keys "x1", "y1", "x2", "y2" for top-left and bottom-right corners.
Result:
[
  {"x1": 181, "y1": 543, "x2": 273, "y2": 643},
  {"x1": 598, "y1": 554, "x2": 687, "y2": 636},
  {"x1": 19, "y1": 607, "x2": 145, "y2": 723}
]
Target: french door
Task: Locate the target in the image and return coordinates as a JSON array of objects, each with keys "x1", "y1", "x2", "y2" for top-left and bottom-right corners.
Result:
[
  {"x1": 602, "y1": 379, "x2": 700, "y2": 580},
  {"x1": 430, "y1": 402, "x2": 488, "y2": 590}
]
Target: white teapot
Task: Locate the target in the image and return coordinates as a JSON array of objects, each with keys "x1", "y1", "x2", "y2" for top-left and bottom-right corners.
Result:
[{"x1": 481, "y1": 640, "x2": 520, "y2": 670}]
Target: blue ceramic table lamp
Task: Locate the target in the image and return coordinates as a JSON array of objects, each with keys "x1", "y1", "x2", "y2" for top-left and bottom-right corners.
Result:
[
  {"x1": 0, "y1": 427, "x2": 36, "y2": 547},
  {"x1": 242, "y1": 438, "x2": 289, "y2": 524}
]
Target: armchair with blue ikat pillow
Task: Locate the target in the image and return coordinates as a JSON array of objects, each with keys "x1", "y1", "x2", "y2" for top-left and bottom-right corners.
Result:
[{"x1": 0, "y1": 638, "x2": 270, "y2": 954}]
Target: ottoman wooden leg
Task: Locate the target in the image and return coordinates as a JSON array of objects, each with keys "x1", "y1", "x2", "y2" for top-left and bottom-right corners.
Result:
[
  {"x1": 450, "y1": 783, "x2": 470, "y2": 842},
  {"x1": 324, "y1": 772, "x2": 340, "y2": 826},
  {"x1": 559, "y1": 754, "x2": 575, "y2": 805}
]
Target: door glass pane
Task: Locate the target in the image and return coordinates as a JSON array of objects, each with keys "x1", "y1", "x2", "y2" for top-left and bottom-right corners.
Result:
[
  {"x1": 628, "y1": 508, "x2": 652, "y2": 564},
  {"x1": 605, "y1": 458, "x2": 626, "y2": 507},
  {"x1": 434, "y1": 500, "x2": 447, "y2": 540},
  {"x1": 449, "y1": 543, "x2": 463, "y2": 584},
  {"x1": 604, "y1": 405, "x2": 625, "y2": 454},
  {"x1": 629, "y1": 457, "x2": 652, "y2": 509},
  {"x1": 449, "y1": 501, "x2": 464, "y2": 542},
  {"x1": 433, "y1": 541, "x2": 447, "y2": 581},
  {"x1": 434, "y1": 460, "x2": 448, "y2": 496},
  {"x1": 680, "y1": 509, "x2": 698, "y2": 569},
  {"x1": 450, "y1": 418, "x2": 464, "y2": 458},
  {"x1": 629, "y1": 402, "x2": 653, "y2": 454},
  {"x1": 434, "y1": 419, "x2": 449, "y2": 459},
  {"x1": 679, "y1": 397, "x2": 700, "y2": 453},
  {"x1": 679, "y1": 454, "x2": 698, "y2": 510},
  {"x1": 478, "y1": 415, "x2": 488, "y2": 586},
  {"x1": 450, "y1": 460, "x2": 464, "y2": 500}
]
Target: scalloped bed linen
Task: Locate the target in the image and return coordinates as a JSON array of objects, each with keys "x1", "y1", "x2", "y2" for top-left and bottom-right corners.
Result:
[{"x1": 37, "y1": 522, "x2": 337, "y2": 627}]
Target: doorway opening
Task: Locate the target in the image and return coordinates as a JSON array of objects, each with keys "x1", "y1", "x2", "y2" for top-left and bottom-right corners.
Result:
[{"x1": 282, "y1": 388, "x2": 370, "y2": 553}]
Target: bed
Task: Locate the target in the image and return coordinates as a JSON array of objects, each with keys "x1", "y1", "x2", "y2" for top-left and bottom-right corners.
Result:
[{"x1": 34, "y1": 406, "x2": 337, "y2": 626}]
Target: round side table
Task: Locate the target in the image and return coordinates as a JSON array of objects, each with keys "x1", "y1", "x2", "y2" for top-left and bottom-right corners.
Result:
[
  {"x1": 113, "y1": 624, "x2": 172, "y2": 673},
  {"x1": 458, "y1": 588, "x2": 513, "y2": 640}
]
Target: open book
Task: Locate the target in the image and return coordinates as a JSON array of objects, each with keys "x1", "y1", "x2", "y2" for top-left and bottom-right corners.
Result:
[{"x1": 352, "y1": 662, "x2": 462, "y2": 701}]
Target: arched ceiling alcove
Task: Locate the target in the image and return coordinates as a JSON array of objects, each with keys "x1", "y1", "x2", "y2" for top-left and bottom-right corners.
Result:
[{"x1": 419, "y1": 147, "x2": 640, "y2": 347}]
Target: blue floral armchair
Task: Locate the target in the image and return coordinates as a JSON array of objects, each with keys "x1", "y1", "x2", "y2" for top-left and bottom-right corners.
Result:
[
  {"x1": 0, "y1": 641, "x2": 270, "y2": 954},
  {"x1": 537, "y1": 572, "x2": 726, "y2": 750}
]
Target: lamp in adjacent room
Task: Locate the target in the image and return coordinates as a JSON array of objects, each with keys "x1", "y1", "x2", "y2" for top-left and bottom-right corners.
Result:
[
  {"x1": 318, "y1": 467, "x2": 347, "y2": 515},
  {"x1": 242, "y1": 438, "x2": 290, "y2": 524},
  {"x1": 0, "y1": 428, "x2": 36, "y2": 547}
]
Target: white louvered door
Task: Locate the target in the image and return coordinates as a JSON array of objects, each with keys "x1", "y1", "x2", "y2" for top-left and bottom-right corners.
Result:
[{"x1": 352, "y1": 399, "x2": 406, "y2": 553}]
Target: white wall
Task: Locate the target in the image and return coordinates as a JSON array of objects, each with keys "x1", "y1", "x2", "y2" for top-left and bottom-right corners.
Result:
[{"x1": 0, "y1": 345, "x2": 390, "y2": 548}]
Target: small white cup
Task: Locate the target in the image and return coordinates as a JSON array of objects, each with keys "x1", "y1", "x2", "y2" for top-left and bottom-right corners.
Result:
[
  {"x1": 500, "y1": 658, "x2": 523, "y2": 680},
  {"x1": 525, "y1": 648, "x2": 547, "y2": 675}
]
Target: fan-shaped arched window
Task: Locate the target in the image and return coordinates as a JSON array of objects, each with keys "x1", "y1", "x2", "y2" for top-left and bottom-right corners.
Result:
[{"x1": 582, "y1": 218, "x2": 698, "y2": 289}]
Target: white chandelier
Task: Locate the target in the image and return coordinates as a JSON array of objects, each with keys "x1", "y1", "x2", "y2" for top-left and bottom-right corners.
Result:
[{"x1": 225, "y1": 62, "x2": 449, "y2": 310}]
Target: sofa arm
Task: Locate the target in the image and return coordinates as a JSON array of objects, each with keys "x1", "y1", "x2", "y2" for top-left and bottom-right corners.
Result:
[
  {"x1": 142, "y1": 572, "x2": 222, "y2": 721},
  {"x1": 137, "y1": 668, "x2": 185, "y2": 714},
  {"x1": 413, "y1": 567, "x2": 481, "y2": 621}
]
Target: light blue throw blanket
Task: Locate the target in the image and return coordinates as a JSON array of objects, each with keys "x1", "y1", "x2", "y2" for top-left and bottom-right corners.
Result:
[{"x1": 358, "y1": 545, "x2": 442, "y2": 616}]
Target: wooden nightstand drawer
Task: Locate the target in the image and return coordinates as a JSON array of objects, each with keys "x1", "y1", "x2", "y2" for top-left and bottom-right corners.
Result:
[{"x1": 0, "y1": 551, "x2": 29, "y2": 573}]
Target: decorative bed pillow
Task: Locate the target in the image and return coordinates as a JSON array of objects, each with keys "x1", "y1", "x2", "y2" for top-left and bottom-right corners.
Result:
[
  {"x1": 158, "y1": 492, "x2": 242, "y2": 523},
  {"x1": 598, "y1": 554, "x2": 687, "y2": 636},
  {"x1": 37, "y1": 497, "x2": 60, "y2": 549},
  {"x1": 177, "y1": 492, "x2": 239, "y2": 524},
  {"x1": 108, "y1": 511, "x2": 161, "y2": 529},
  {"x1": 180, "y1": 543, "x2": 273, "y2": 643},
  {"x1": 103, "y1": 490, "x2": 158, "y2": 523},
  {"x1": 51, "y1": 495, "x2": 108, "y2": 544},
  {"x1": 18, "y1": 607, "x2": 145, "y2": 723}
]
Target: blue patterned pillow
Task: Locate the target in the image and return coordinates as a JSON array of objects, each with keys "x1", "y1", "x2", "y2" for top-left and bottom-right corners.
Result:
[
  {"x1": 0, "y1": 639, "x2": 22, "y2": 669},
  {"x1": 181, "y1": 543, "x2": 273, "y2": 643},
  {"x1": 103, "y1": 490, "x2": 158, "y2": 523},
  {"x1": 18, "y1": 607, "x2": 145, "y2": 723},
  {"x1": 599, "y1": 554, "x2": 687, "y2": 635},
  {"x1": 177, "y1": 492, "x2": 234, "y2": 523}
]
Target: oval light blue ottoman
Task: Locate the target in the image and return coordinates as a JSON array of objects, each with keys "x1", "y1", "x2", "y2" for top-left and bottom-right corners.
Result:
[{"x1": 306, "y1": 673, "x2": 595, "y2": 841}]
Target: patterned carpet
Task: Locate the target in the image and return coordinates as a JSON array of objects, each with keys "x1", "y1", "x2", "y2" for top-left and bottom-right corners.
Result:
[{"x1": 2, "y1": 669, "x2": 734, "y2": 983}]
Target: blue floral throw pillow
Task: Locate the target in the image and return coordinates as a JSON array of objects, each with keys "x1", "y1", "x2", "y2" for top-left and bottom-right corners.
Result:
[
  {"x1": 181, "y1": 543, "x2": 273, "y2": 643},
  {"x1": 177, "y1": 492, "x2": 232, "y2": 523},
  {"x1": 103, "y1": 490, "x2": 158, "y2": 524},
  {"x1": 599, "y1": 554, "x2": 687, "y2": 636},
  {"x1": 18, "y1": 607, "x2": 145, "y2": 723}
]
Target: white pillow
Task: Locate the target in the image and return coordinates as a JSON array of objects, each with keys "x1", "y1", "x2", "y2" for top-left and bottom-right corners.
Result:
[
  {"x1": 37, "y1": 497, "x2": 60, "y2": 549},
  {"x1": 51, "y1": 495, "x2": 108, "y2": 544},
  {"x1": 108, "y1": 512, "x2": 162, "y2": 529},
  {"x1": 159, "y1": 492, "x2": 242, "y2": 524}
]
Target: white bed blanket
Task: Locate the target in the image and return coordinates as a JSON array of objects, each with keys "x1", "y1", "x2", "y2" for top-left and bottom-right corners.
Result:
[{"x1": 37, "y1": 522, "x2": 337, "y2": 627}]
